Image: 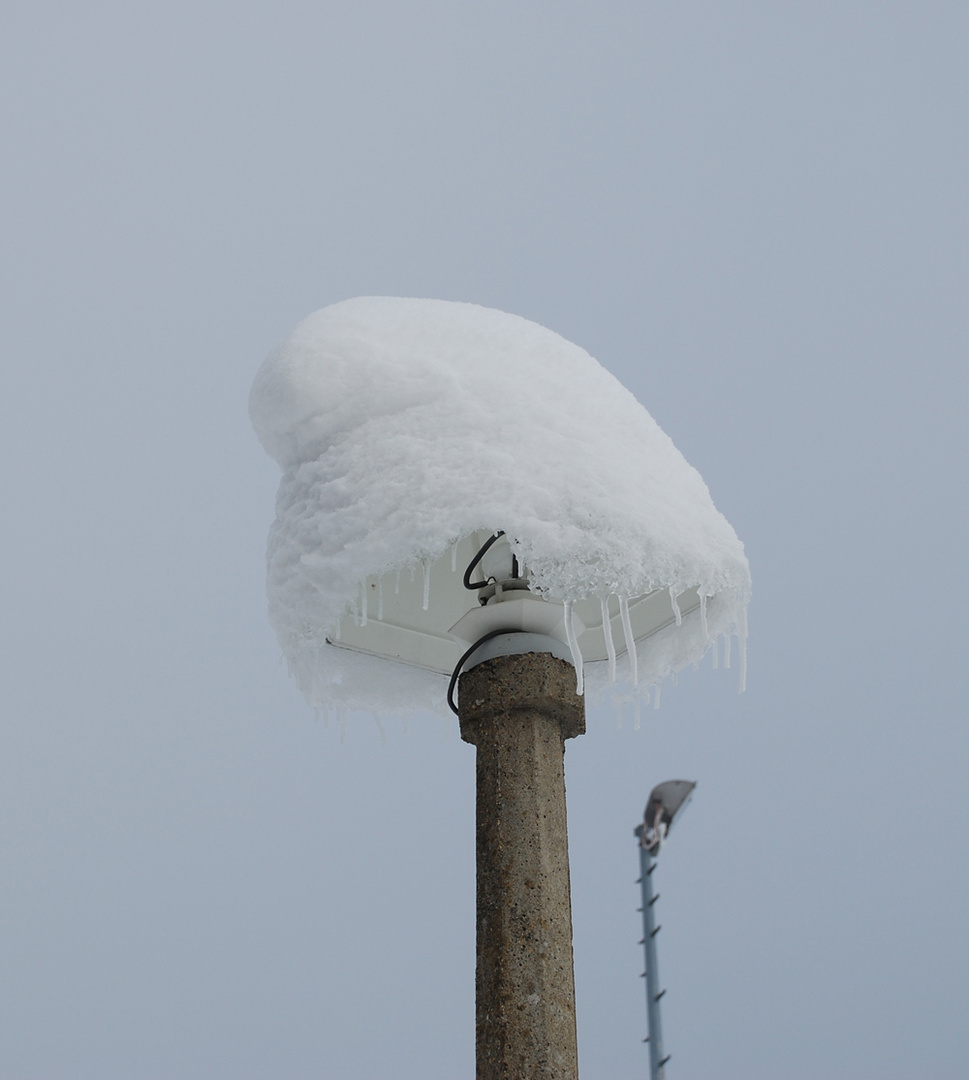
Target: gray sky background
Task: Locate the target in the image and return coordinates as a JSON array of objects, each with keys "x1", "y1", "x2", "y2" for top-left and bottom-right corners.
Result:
[{"x1": 3, "y1": 4, "x2": 967, "y2": 1078}]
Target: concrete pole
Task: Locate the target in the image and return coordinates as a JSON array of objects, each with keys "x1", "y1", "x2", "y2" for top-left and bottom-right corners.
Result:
[{"x1": 458, "y1": 651, "x2": 586, "y2": 1080}]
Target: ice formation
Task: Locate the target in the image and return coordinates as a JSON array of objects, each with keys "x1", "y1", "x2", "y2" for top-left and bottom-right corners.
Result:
[{"x1": 250, "y1": 297, "x2": 750, "y2": 718}]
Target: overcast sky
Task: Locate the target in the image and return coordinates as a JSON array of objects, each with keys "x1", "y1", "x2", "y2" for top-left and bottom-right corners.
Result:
[{"x1": 3, "y1": 4, "x2": 968, "y2": 1079}]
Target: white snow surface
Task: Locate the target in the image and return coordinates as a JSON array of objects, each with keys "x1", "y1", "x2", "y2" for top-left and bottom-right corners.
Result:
[{"x1": 251, "y1": 297, "x2": 750, "y2": 718}]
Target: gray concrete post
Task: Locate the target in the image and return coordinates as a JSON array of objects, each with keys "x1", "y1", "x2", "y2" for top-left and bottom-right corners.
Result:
[{"x1": 458, "y1": 651, "x2": 586, "y2": 1080}]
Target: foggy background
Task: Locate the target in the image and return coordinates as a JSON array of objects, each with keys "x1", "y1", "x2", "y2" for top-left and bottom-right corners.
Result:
[{"x1": 3, "y1": 3, "x2": 967, "y2": 1078}]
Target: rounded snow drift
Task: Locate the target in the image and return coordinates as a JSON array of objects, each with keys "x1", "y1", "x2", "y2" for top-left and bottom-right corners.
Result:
[{"x1": 250, "y1": 296, "x2": 750, "y2": 719}]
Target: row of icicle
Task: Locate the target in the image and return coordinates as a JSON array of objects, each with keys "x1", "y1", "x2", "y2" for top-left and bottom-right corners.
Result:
[{"x1": 333, "y1": 541, "x2": 746, "y2": 699}]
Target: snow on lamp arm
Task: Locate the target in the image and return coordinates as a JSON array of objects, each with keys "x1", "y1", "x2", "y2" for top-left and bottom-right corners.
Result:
[{"x1": 250, "y1": 296, "x2": 750, "y2": 721}]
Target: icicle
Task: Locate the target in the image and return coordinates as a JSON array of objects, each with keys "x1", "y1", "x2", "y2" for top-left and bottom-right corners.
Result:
[
  {"x1": 669, "y1": 587, "x2": 682, "y2": 627},
  {"x1": 377, "y1": 575, "x2": 384, "y2": 621},
  {"x1": 352, "y1": 597, "x2": 360, "y2": 627},
  {"x1": 699, "y1": 592, "x2": 708, "y2": 638},
  {"x1": 601, "y1": 595, "x2": 617, "y2": 682},
  {"x1": 737, "y1": 608, "x2": 748, "y2": 693},
  {"x1": 395, "y1": 567, "x2": 401, "y2": 594},
  {"x1": 712, "y1": 635, "x2": 719, "y2": 669},
  {"x1": 451, "y1": 540, "x2": 458, "y2": 572},
  {"x1": 563, "y1": 599, "x2": 584, "y2": 696},
  {"x1": 422, "y1": 558, "x2": 431, "y2": 610},
  {"x1": 360, "y1": 579, "x2": 368, "y2": 627},
  {"x1": 653, "y1": 682, "x2": 662, "y2": 709},
  {"x1": 634, "y1": 695, "x2": 642, "y2": 730},
  {"x1": 410, "y1": 565, "x2": 416, "y2": 582},
  {"x1": 373, "y1": 713, "x2": 387, "y2": 747},
  {"x1": 333, "y1": 618, "x2": 342, "y2": 641},
  {"x1": 619, "y1": 595, "x2": 638, "y2": 686},
  {"x1": 724, "y1": 633, "x2": 732, "y2": 669}
]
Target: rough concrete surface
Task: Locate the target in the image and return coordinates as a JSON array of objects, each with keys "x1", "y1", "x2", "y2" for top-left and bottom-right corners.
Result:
[{"x1": 459, "y1": 653, "x2": 586, "y2": 1080}]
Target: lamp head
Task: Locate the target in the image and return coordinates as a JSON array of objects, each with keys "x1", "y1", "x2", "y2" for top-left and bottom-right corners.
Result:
[
  {"x1": 638, "y1": 780, "x2": 697, "y2": 852},
  {"x1": 251, "y1": 297, "x2": 750, "y2": 719}
]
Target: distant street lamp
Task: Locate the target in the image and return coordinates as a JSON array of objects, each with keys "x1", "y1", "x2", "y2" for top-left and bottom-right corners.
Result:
[
  {"x1": 635, "y1": 780, "x2": 697, "y2": 1080},
  {"x1": 250, "y1": 298, "x2": 749, "y2": 1080}
]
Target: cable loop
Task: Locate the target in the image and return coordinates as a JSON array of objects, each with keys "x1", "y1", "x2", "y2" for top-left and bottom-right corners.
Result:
[{"x1": 447, "y1": 628, "x2": 527, "y2": 715}]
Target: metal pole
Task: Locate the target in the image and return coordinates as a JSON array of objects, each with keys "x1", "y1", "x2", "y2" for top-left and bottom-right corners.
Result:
[
  {"x1": 637, "y1": 834, "x2": 669, "y2": 1080},
  {"x1": 458, "y1": 651, "x2": 585, "y2": 1080}
]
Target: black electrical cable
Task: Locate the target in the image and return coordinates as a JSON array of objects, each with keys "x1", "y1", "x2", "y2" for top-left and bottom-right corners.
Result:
[
  {"x1": 447, "y1": 628, "x2": 528, "y2": 716},
  {"x1": 462, "y1": 531, "x2": 506, "y2": 591}
]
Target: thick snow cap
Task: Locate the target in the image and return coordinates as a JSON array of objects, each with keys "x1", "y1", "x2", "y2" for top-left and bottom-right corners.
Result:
[{"x1": 251, "y1": 297, "x2": 750, "y2": 719}]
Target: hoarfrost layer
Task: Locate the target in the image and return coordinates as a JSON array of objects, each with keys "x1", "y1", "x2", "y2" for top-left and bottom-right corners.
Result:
[{"x1": 250, "y1": 297, "x2": 750, "y2": 718}]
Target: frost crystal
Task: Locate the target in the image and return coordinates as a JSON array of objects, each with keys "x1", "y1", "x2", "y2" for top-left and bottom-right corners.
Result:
[{"x1": 250, "y1": 297, "x2": 750, "y2": 718}]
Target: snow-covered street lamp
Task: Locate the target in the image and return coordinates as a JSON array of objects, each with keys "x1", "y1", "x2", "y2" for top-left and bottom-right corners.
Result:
[{"x1": 250, "y1": 297, "x2": 749, "y2": 1080}]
